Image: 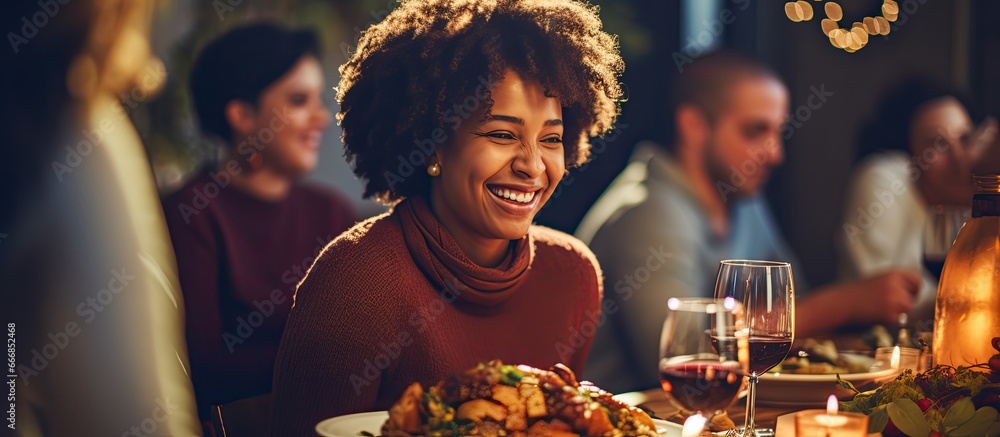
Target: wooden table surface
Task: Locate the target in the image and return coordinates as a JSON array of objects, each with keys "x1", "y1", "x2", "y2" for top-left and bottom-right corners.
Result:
[
  {"x1": 616, "y1": 388, "x2": 798, "y2": 431},
  {"x1": 616, "y1": 332, "x2": 893, "y2": 435}
]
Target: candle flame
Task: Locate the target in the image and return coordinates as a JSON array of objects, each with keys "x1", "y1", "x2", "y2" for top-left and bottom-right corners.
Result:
[
  {"x1": 827, "y1": 394, "x2": 838, "y2": 415},
  {"x1": 681, "y1": 413, "x2": 708, "y2": 437},
  {"x1": 891, "y1": 345, "x2": 901, "y2": 370}
]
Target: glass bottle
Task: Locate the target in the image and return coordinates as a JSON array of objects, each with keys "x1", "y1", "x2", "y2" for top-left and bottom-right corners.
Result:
[{"x1": 933, "y1": 174, "x2": 1000, "y2": 368}]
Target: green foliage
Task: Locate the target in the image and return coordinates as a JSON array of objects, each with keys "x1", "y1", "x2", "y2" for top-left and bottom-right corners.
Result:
[
  {"x1": 870, "y1": 370, "x2": 925, "y2": 408},
  {"x1": 943, "y1": 397, "x2": 976, "y2": 428},
  {"x1": 925, "y1": 407, "x2": 945, "y2": 433},
  {"x1": 951, "y1": 367, "x2": 990, "y2": 397},
  {"x1": 867, "y1": 404, "x2": 889, "y2": 433},
  {"x1": 842, "y1": 364, "x2": 1000, "y2": 435},
  {"x1": 887, "y1": 398, "x2": 930, "y2": 437}
]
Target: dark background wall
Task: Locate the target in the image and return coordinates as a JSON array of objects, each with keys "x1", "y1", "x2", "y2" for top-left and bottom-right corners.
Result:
[
  {"x1": 145, "y1": 0, "x2": 999, "y2": 288},
  {"x1": 534, "y1": 0, "x2": 996, "y2": 288}
]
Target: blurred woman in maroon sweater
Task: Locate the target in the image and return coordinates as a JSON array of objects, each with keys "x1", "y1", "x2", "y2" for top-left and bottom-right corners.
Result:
[
  {"x1": 161, "y1": 24, "x2": 355, "y2": 420},
  {"x1": 269, "y1": 0, "x2": 625, "y2": 434}
]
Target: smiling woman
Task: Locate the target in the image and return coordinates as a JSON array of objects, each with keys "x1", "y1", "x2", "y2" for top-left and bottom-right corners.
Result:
[
  {"x1": 432, "y1": 70, "x2": 568, "y2": 266},
  {"x1": 269, "y1": 0, "x2": 624, "y2": 434},
  {"x1": 159, "y1": 24, "x2": 357, "y2": 425}
]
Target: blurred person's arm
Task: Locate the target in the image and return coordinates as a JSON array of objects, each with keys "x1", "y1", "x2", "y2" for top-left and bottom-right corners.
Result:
[{"x1": 797, "y1": 270, "x2": 921, "y2": 337}]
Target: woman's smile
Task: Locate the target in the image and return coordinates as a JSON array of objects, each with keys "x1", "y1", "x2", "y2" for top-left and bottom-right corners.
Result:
[{"x1": 486, "y1": 183, "x2": 544, "y2": 214}]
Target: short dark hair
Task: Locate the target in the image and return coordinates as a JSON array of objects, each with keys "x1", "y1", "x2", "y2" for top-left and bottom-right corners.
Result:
[
  {"x1": 190, "y1": 23, "x2": 320, "y2": 143},
  {"x1": 337, "y1": 0, "x2": 625, "y2": 203},
  {"x1": 667, "y1": 51, "x2": 781, "y2": 150},
  {"x1": 855, "y1": 78, "x2": 971, "y2": 162}
]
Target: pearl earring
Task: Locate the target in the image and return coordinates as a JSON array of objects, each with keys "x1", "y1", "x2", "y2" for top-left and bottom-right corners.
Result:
[{"x1": 427, "y1": 162, "x2": 441, "y2": 177}]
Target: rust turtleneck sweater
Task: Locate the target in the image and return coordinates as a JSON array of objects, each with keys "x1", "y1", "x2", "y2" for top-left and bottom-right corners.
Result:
[{"x1": 270, "y1": 197, "x2": 603, "y2": 435}]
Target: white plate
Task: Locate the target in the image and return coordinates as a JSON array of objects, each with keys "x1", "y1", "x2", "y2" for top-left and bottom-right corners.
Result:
[
  {"x1": 316, "y1": 411, "x2": 683, "y2": 436},
  {"x1": 757, "y1": 367, "x2": 897, "y2": 407}
]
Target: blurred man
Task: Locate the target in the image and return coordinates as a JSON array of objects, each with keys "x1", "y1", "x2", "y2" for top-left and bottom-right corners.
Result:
[{"x1": 576, "y1": 52, "x2": 921, "y2": 393}]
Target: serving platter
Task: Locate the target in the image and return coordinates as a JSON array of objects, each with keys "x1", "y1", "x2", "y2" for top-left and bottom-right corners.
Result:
[
  {"x1": 315, "y1": 411, "x2": 684, "y2": 436},
  {"x1": 756, "y1": 367, "x2": 897, "y2": 407}
]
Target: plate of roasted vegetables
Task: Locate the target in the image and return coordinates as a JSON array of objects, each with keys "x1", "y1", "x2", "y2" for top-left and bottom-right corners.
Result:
[{"x1": 315, "y1": 360, "x2": 680, "y2": 436}]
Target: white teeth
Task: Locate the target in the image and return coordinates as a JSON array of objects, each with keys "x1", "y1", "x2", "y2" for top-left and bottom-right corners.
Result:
[{"x1": 491, "y1": 186, "x2": 536, "y2": 204}]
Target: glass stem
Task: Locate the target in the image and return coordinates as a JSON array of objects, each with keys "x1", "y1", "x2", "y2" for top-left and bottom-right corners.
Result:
[{"x1": 744, "y1": 372, "x2": 758, "y2": 436}]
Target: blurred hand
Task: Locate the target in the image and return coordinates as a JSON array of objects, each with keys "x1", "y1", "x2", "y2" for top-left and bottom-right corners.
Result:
[{"x1": 841, "y1": 269, "x2": 921, "y2": 326}]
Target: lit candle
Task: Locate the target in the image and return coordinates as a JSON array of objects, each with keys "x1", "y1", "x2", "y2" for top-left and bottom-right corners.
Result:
[
  {"x1": 681, "y1": 413, "x2": 707, "y2": 437},
  {"x1": 794, "y1": 395, "x2": 868, "y2": 436},
  {"x1": 891, "y1": 345, "x2": 901, "y2": 370},
  {"x1": 814, "y1": 395, "x2": 848, "y2": 427}
]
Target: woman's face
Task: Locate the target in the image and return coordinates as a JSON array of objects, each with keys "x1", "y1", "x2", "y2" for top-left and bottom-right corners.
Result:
[
  {"x1": 431, "y1": 70, "x2": 565, "y2": 249},
  {"x1": 910, "y1": 97, "x2": 974, "y2": 205},
  {"x1": 251, "y1": 55, "x2": 331, "y2": 176}
]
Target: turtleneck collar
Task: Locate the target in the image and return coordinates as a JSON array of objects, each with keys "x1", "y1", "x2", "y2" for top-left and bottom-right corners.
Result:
[{"x1": 396, "y1": 196, "x2": 534, "y2": 306}]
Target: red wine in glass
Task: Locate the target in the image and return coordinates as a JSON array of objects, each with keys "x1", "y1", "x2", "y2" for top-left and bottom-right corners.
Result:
[
  {"x1": 748, "y1": 336, "x2": 792, "y2": 374},
  {"x1": 659, "y1": 361, "x2": 744, "y2": 413},
  {"x1": 714, "y1": 260, "x2": 795, "y2": 436}
]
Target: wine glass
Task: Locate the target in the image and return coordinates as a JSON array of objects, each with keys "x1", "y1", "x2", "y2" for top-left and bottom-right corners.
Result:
[
  {"x1": 714, "y1": 260, "x2": 795, "y2": 437},
  {"x1": 659, "y1": 297, "x2": 748, "y2": 420},
  {"x1": 923, "y1": 205, "x2": 970, "y2": 280}
]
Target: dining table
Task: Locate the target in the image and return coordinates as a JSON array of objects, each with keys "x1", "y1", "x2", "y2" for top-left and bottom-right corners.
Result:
[
  {"x1": 615, "y1": 388, "x2": 801, "y2": 435},
  {"x1": 615, "y1": 331, "x2": 895, "y2": 436}
]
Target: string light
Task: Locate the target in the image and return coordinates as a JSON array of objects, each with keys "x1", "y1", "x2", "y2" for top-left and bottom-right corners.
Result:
[{"x1": 784, "y1": 0, "x2": 898, "y2": 52}]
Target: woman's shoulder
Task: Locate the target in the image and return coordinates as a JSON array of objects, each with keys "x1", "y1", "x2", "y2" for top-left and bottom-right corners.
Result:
[
  {"x1": 307, "y1": 210, "x2": 410, "y2": 280},
  {"x1": 529, "y1": 225, "x2": 601, "y2": 276},
  {"x1": 289, "y1": 210, "x2": 420, "y2": 319},
  {"x1": 531, "y1": 224, "x2": 594, "y2": 254},
  {"x1": 529, "y1": 225, "x2": 603, "y2": 304}
]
